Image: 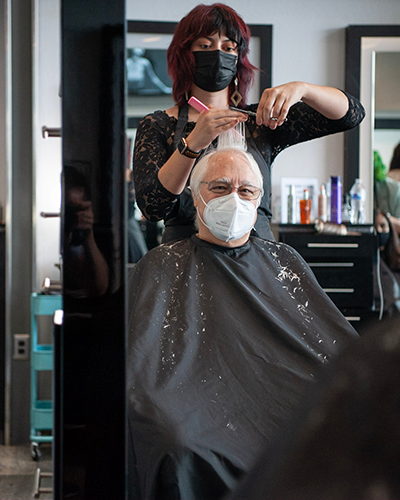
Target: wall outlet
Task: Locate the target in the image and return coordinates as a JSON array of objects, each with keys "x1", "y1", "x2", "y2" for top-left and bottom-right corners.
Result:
[{"x1": 13, "y1": 334, "x2": 30, "y2": 360}]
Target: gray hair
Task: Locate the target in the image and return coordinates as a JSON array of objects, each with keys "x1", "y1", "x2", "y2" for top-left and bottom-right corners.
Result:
[{"x1": 190, "y1": 147, "x2": 264, "y2": 200}]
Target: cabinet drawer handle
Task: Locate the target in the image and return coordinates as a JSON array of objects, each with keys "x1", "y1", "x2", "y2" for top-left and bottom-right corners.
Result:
[
  {"x1": 308, "y1": 262, "x2": 354, "y2": 268},
  {"x1": 307, "y1": 243, "x2": 359, "y2": 248},
  {"x1": 344, "y1": 316, "x2": 361, "y2": 322},
  {"x1": 323, "y1": 288, "x2": 354, "y2": 293}
]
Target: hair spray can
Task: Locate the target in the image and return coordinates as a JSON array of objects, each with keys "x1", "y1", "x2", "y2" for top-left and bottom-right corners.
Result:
[{"x1": 330, "y1": 176, "x2": 342, "y2": 224}]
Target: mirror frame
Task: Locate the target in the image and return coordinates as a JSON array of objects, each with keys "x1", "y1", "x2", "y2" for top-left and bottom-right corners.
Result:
[{"x1": 344, "y1": 25, "x2": 400, "y2": 194}]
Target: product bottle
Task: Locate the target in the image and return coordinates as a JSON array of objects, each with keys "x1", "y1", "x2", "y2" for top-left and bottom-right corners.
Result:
[
  {"x1": 349, "y1": 178, "x2": 366, "y2": 224},
  {"x1": 341, "y1": 193, "x2": 352, "y2": 223},
  {"x1": 300, "y1": 189, "x2": 312, "y2": 224},
  {"x1": 318, "y1": 184, "x2": 327, "y2": 222},
  {"x1": 330, "y1": 176, "x2": 342, "y2": 224},
  {"x1": 326, "y1": 181, "x2": 331, "y2": 221},
  {"x1": 287, "y1": 185, "x2": 296, "y2": 224}
]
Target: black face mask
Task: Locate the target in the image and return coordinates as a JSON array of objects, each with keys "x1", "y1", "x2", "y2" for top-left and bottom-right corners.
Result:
[
  {"x1": 193, "y1": 50, "x2": 237, "y2": 92},
  {"x1": 378, "y1": 231, "x2": 390, "y2": 248}
]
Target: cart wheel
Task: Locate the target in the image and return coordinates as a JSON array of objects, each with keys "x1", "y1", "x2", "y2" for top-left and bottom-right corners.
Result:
[{"x1": 31, "y1": 442, "x2": 41, "y2": 461}]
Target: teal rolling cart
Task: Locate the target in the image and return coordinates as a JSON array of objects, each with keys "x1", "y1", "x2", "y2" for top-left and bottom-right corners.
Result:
[{"x1": 30, "y1": 292, "x2": 62, "y2": 460}]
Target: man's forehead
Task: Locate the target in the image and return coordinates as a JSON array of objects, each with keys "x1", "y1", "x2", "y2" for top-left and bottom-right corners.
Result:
[
  {"x1": 207, "y1": 152, "x2": 255, "y2": 178},
  {"x1": 209, "y1": 152, "x2": 250, "y2": 169}
]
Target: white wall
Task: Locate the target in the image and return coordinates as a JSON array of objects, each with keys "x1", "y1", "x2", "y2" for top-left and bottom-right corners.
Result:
[
  {"x1": 127, "y1": 0, "x2": 400, "y2": 221},
  {"x1": 34, "y1": 0, "x2": 61, "y2": 290},
  {"x1": 375, "y1": 129, "x2": 400, "y2": 170}
]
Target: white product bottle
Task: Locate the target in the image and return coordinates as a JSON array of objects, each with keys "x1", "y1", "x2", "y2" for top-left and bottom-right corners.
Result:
[
  {"x1": 287, "y1": 185, "x2": 296, "y2": 224},
  {"x1": 318, "y1": 184, "x2": 327, "y2": 222},
  {"x1": 349, "y1": 178, "x2": 366, "y2": 224}
]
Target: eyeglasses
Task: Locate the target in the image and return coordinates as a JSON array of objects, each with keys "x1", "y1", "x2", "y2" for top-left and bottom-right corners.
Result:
[{"x1": 200, "y1": 180, "x2": 262, "y2": 201}]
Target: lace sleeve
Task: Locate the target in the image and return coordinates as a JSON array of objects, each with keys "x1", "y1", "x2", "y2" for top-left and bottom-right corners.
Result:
[
  {"x1": 340, "y1": 91, "x2": 366, "y2": 129},
  {"x1": 132, "y1": 112, "x2": 179, "y2": 222},
  {"x1": 249, "y1": 91, "x2": 365, "y2": 161}
]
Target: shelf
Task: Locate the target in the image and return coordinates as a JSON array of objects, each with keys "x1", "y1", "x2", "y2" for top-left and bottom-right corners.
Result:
[
  {"x1": 31, "y1": 293, "x2": 63, "y2": 315},
  {"x1": 31, "y1": 345, "x2": 53, "y2": 370},
  {"x1": 279, "y1": 223, "x2": 375, "y2": 234},
  {"x1": 30, "y1": 292, "x2": 62, "y2": 447},
  {"x1": 31, "y1": 400, "x2": 53, "y2": 430}
]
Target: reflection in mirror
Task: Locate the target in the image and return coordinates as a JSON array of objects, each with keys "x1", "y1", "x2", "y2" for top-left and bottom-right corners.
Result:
[
  {"x1": 126, "y1": 23, "x2": 176, "y2": 255},
  {"x1": 126, "y1": 25, "x2": 175, "y2": 127},
  {"x1": 125, "y1": 21, "x2": 272, "y2": 251},
  {"x1": 374, "y1": 52, "x2": 400, "y2": 171},
  {"x1": 63, "y1": 162, "x2": 109, "y2": 298},
  {"x1": 125, "y1": 10, "x2": 366, "y2": 499},
  {"x1": 345, "y1": 26, "x2": 400, "y2": 223}
]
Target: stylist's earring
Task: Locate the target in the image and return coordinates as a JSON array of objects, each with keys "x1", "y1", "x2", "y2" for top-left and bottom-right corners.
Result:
[
  {"x1": 230, "y1": 77, "x2": 242, "y2": 107},
  {"x1": 185, "y1": 92, "x2": 189, "y2": 102}
]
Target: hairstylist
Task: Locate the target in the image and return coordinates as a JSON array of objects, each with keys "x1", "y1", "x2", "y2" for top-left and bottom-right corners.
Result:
[{"x1": 132, "y1": 3, "x2": 365, "y2": 243}]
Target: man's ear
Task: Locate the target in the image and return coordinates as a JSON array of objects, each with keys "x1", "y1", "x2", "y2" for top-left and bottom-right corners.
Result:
[{"x1": 193, "y1": 194, "x2": 198, "y2": 208}]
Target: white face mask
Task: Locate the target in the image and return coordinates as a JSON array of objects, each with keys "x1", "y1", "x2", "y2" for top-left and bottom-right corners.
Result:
[{"x1": 198, "y1": 192, "x2": 256, "y2": 242}]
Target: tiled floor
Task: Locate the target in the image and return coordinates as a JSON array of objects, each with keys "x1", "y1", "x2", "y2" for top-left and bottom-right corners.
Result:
[{"x1": 0, "y1": 443, "x2": 52, "y2": 500}]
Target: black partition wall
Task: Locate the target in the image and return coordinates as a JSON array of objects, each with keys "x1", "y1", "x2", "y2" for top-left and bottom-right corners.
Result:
[
  {"x1": 0, "y1": 226, "x2": 4, "y2": 443},
  {"x1": 55, "y1": 1, "x2": 126, "y2": 499}
]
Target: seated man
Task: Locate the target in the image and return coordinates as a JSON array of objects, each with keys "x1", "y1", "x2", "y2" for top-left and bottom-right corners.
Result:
[{"x1": 127, "y1": 146, "x2": 359, "y2": 500}]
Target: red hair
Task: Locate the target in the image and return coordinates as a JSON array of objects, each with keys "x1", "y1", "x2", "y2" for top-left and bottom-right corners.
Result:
[{"x1": 167, "y1": 3, "x2": 256, "y2": 107}]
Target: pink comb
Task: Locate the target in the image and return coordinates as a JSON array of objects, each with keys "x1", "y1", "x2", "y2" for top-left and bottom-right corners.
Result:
[
  {"x1": 188, "y1": 96, "x2": 245, "y2": 140},
  {"x1": 188, "y1": 96, "x2": 209, "y2": 113}
]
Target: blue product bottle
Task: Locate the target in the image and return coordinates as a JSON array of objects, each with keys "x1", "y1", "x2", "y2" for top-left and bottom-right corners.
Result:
[{"x1": 330, "y1": 176, "x2": 342, "y2": 224}]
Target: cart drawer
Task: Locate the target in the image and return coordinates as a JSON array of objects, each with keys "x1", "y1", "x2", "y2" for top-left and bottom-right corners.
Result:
[
  {"x1": 31, "y1": 293, "x2": 62, "y2": 315},
  {"x1": 31, "y1": 400, "x2": 53, "y2": 430},
  {"x1": 32, "y1": 345, "x2": 53, "y2": 370}
]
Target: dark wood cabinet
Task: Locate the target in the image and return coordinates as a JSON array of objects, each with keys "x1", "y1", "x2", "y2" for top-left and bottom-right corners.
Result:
[{"x1": 279, "y1": 224, "x2": 378, "y2": 331}]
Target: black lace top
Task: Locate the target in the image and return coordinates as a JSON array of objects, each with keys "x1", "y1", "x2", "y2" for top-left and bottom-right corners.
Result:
[{"x1": 133, "y1": 91, "x2": 365, "y2": 241}]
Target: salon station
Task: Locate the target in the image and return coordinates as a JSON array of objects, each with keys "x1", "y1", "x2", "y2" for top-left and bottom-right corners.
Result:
[{"x1": 1, "y1": 0, "x2": 400, "y2": 499}]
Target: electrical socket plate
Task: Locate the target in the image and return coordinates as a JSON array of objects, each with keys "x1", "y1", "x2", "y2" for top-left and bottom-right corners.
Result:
[{"x1": 13, "y1": 334, "x2": 30, "y2": 360}]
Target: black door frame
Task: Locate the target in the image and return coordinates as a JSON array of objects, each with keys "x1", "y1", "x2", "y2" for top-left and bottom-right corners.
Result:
[{"x1": 55, "y1": 1, "x2": 126, "y2": 498}]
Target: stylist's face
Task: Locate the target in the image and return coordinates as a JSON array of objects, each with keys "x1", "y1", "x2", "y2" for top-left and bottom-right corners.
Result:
[
  {"x1": 190, "y1": 31, "x2": 238, "y2": 56},
  {"x1": 376, "y1": 212, "x2": 390, "y2": 234}
]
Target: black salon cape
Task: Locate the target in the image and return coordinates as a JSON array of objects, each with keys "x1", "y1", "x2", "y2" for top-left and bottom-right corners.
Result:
[{"x1": 127, "y1": 235, "x2": 358, "y2": 500}]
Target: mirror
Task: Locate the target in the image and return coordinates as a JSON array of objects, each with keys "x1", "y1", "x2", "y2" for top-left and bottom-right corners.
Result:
[
  {"x1": 374, "y1": 52, "x2": 400, "y2": 173},
  {"x1": 345, "y1": 25, "x2": 400, "y2": 223}
]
